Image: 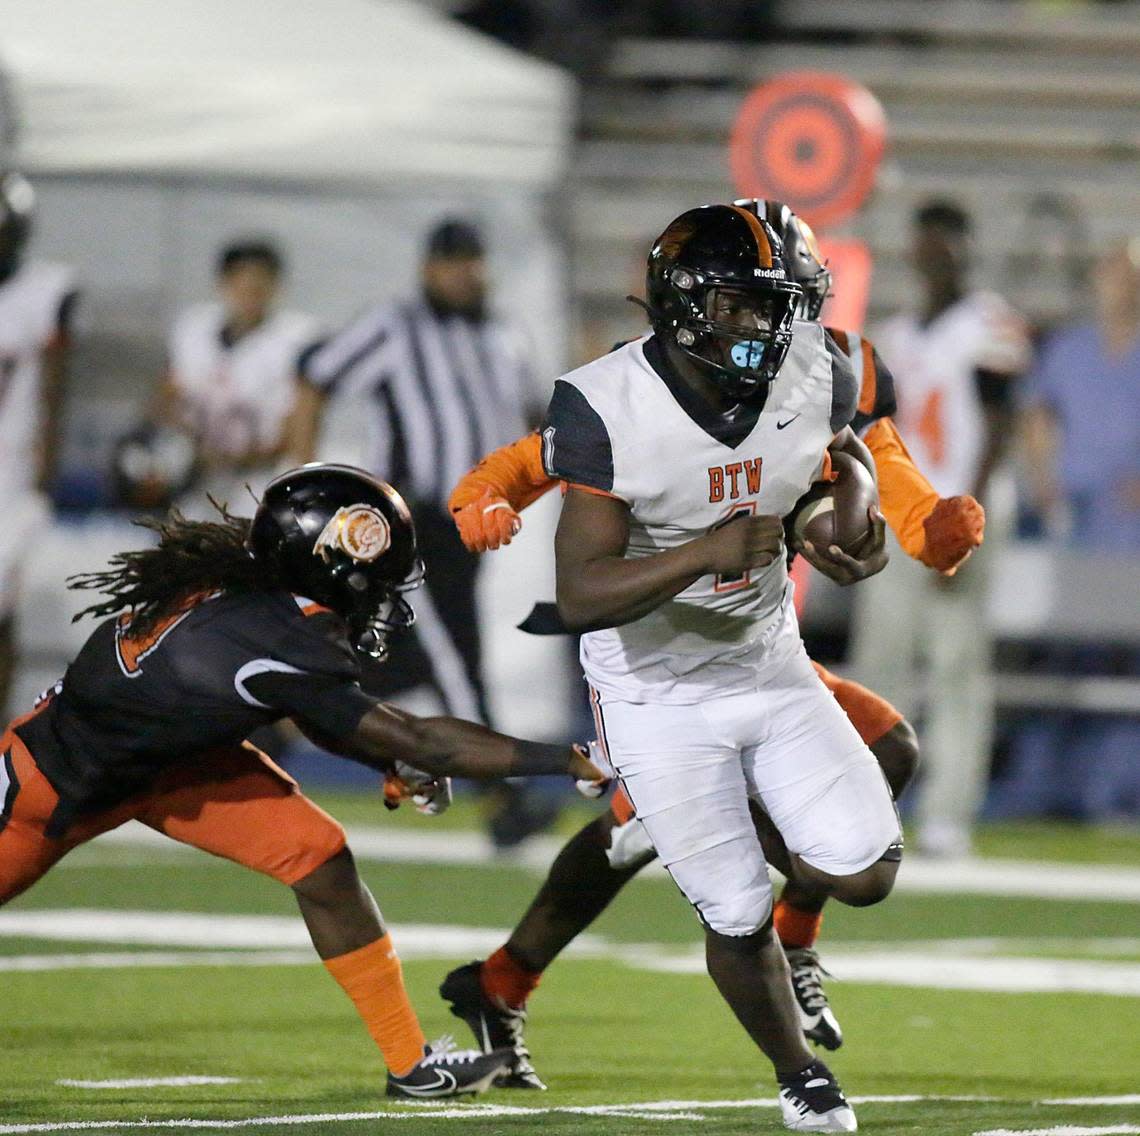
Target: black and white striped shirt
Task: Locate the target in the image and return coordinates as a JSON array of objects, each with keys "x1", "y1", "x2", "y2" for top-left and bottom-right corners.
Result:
[{"x1": 303, "y1": 300, "x2": 531, "y2": 509}]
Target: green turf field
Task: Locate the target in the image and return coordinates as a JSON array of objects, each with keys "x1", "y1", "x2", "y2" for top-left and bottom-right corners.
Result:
[{"x1": 2, "y1": 791, "x2": 1138, "y2": 1136}]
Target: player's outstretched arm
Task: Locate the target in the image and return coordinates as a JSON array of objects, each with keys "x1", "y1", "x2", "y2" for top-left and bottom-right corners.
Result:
[
  {"x1": 338, "y1": 701, "x2": 605, "y2": 786},
  {"x1": 449, "y1": 433, "x2": 557, "y2": 552},
  {"x1": 863, "y1": 417, "x2": 984, "y2": 574},
  {"x1": 554, "y1": 487, "x2": 783, "y2": 631}
]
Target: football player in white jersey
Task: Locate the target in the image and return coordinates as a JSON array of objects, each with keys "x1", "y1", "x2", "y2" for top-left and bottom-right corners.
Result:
[
  {"x1": 851, "y1": 199, "x2": 1030, "y2": 859},
  {"x1": 440, "y1": 203, "x2": 986, "y2": 1094},
  {"x1": 0, "y1": 173, "x2": 79, "y2": 711},
  {"x1": 151, "y1": 240, "x2": 322, "y2": 515},
  {"x1": 534, "y1": 205, "x2": 898, "y2": 1131}
]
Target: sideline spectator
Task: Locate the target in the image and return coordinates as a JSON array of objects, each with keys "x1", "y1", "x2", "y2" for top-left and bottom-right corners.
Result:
[
  {"x1": 149, "y1": 239, "x2": 321, "y2": 516},
  {"x1": 1021, "y1": 239, "x2": 1140, "y2": 552},
  {"x1": 990, "y1": 239, "x2": 1140, "y2": 820},
  {"x1": 850, "y1": 199, "x2": 1031, "y2": 858},
  {"x1": 294, "y1": 219, "x2": 555, "y2": 846},
  {"x1": 0, "y1": 172, "x2": 78, "y2": 713}
]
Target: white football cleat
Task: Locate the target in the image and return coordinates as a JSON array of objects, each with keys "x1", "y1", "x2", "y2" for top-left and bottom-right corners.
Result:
[{"x1": 778, "y1": 1059, "x2": 857, "y2": 1132}]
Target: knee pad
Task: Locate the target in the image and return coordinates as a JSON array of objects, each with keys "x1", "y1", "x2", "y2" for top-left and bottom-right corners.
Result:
[
  {"x1": 673, "y1": 862, "x2": 772, "y2": 937},
  {"x1": 606, "y1": 816, "x2": 657, "y2": 871},
  {"x1": 698, "y1": 886, "x2": 773, "y2": 937}
]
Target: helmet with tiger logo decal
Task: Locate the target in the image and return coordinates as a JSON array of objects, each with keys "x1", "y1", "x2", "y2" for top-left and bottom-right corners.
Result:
[{"x1": 250, "y1": 464, "x2": 424, "y2": 660}]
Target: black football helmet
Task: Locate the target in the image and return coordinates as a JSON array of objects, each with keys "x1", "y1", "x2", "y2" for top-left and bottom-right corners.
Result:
[
  {"x1": 250, "y1": 464, "x2": 424, "y2": 661},
  {"x1": 0, "y1": 172, "x2": 34, "y2": 283},
  {"x1": 644, "y1": 204, "x2": 802, "y2": 398},
  {"x1": 733, "y1": 198, "x2": 832, "y2": 322}
]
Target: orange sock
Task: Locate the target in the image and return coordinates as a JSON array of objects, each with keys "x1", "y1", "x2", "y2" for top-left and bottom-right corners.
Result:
[
  {"x1": 774, "y1": 900, "x2": 823, "y2": 950},
  {"x1": 323, "y1": 934, "x2": 426, "y2": 1076},
  {"x1": 480, "y1": 946, "x2": 541, "y2": 1010}
]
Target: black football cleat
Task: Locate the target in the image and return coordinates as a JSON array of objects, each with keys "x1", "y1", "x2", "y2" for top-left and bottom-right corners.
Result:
[
  {"x1": 440, "y1": 960, "x2": 547, "y2": 1089},
  {"x1": 385, "y1": 1037, "x2": 511, "y2": 1100},
  {"x1": 778, "y1": 1059, "x2": 857, "y2": 1131},
  {"x1": 786, "y1": 946, "x2": 844, "y2": 1050}
]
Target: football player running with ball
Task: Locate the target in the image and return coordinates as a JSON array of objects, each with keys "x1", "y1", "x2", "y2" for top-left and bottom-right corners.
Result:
[
  {"x1": 460, "y1": 205, "x2": 901, "y2": 1132},
  {"x1": 441, "y1": 202, "x2": 984, "y2": 1106},
  {"x1": 0, "y1": 464, "x2": 605, "y2": 1100}
]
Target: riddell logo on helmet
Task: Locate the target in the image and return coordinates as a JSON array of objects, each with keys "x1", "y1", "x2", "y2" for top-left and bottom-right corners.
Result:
[
  {"x1": 753, "y1": 267, "x2": 786, "y2": 279},
  {"x1": 313, "y1": 504, "x2": 391, "y2": 563}
]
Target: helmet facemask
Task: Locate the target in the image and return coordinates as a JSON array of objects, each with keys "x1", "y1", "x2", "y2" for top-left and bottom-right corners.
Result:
[
  {"x1": 666, "y1": 269, "x2": 801, "y2": 399},
  {"x1": 344, "y1": 561, "x2": 424, "y2": 662}
]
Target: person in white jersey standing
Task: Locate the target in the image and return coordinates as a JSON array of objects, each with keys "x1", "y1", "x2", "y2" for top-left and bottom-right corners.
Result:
[
  {"x1": 151, "y1": 240, "x2": 322, "y2": 515},
  {"x1": 850, "y1": 200, "x2": 1030, "y2": 858},
  {"x1": 541, "y1": 204, "x2": 902, "y2": 1133},
  {"x1": 0, "y1": 172, "x2": 78, "y2": 713}
]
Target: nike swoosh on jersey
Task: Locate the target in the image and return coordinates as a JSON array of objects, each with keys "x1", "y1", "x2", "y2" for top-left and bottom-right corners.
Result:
[{"x1": 777, "y1": 414, "x2": 801, "y2": 429}]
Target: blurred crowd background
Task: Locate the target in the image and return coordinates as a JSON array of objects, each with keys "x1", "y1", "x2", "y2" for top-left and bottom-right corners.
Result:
[{"x1": 0, "y1": 0, "x2": 1136, "y2": 850}]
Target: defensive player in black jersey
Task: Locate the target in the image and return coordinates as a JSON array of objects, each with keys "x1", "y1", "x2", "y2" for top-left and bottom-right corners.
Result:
[{"x1": 0, "y1": 463, "x2": 604, "y2": 1100}]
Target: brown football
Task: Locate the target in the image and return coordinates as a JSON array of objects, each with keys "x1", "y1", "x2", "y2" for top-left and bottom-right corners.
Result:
[{"x1": 789, "y1": 451, "x2": 878, "y2": 557}]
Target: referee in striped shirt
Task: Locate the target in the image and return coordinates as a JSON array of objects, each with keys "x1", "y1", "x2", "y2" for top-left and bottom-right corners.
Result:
[{"x1": 293, "y1": 219, "x2": 532, "y2": 731}]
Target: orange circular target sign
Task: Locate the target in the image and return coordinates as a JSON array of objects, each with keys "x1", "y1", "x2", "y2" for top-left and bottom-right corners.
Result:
[{"x1": 730, "y1": 72, "x2": 887, "y2": 230}]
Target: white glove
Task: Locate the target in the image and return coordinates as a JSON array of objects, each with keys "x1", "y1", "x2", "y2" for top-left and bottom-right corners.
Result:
[
  {"x1": 574, "y1": 740, "x2": 616, "y2": 799},
  {"x1": 382, "y1": 762, "x2": 453, "y2": 816}
]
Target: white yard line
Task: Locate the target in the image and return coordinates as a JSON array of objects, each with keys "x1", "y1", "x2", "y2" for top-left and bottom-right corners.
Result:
[
  {"x1": 57, "y1": 1078, "x2": 244, "y2": 1089},
  {"x1": 1043, "y1": 1100, "x2": 1140, "y2": 1108},
  {"x1": 82, "y1": 822, "x2": 1140, "y2": 902},
  {"x1": 0, "y1": 950, "x2": 316, "y2": 972},
  {"x1": 642, "y1": 949, "x2": 1140, "y2": 995},
  {"x1": 1, "y1": 1097, "x2": 1137, "y2": 1134},
  {"x1": 2, "y1": 912, "x2": 1140, "y2": 995},
  {"x1": 0, "y1": 911, "x2": 514, "y2": 952},
  {"x1": 975, "y1": 1127, "x2": 1140, "y2": 1136}
]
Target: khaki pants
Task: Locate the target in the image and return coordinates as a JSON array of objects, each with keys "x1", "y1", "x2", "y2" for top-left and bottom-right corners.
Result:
[{"x1": 849, "y1": 533, "x2": 995, "y2": 856}]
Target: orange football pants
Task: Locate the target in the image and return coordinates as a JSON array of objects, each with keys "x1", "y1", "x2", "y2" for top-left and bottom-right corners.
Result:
[
  {"x1": 0, "y1": 708, "x2": 347, "y2": 906},
  {"x1": 608, "y1": 661, "x2": 903, "y2": 824}
]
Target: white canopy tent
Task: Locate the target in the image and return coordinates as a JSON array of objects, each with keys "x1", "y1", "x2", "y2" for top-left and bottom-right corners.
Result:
[
  {"x1": 0, "y1": 0, "x2": 573, "y2": 187},
  {"x1": 0, "y1": 0, "x2": 578, "y2": 742}
]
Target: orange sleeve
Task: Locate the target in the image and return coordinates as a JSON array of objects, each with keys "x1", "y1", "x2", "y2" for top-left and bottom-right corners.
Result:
[
  {"x1": 864, "y1": 417, "x2": 940, "y2": 560},
  {"x1": 448, "y1": 432, "x2": 557, "y2": 514}
]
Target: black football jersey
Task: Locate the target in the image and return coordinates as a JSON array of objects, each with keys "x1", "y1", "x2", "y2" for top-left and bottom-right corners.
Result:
[{"x1": 17, "y1": 589, "x2": 375, "y2": 824}]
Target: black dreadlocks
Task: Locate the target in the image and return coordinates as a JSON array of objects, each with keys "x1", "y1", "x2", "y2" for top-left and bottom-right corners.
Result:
[{"x1": 68, "y1": 505, "x2": 284, "y2": 638}]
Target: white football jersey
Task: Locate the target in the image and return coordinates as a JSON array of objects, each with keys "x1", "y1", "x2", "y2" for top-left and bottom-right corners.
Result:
[
  {"x1": 543, "y1": 325, "x2": 857, "y2": 703},
  {"x1": 873, "y1": 292, "x2": 1029, "y2": 498},
  {"x1": 168, "y1": 302, "x2": 320, "y2": 459},
  {"x1": 0, "y1": 260, "x2": 77, "y2": 497}
]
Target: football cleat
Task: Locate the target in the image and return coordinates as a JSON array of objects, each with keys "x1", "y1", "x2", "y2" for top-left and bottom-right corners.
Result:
[
  {"x1": 385, "y1": 1036, "x2": 511, "y2": 1100},
  {"x1": 786, "y1": 946, "x2": 843, "y2": 1051},
  {"x1": 439, "y1": 961, "x2": 547, "y2": 1089},
  {"x1": 778, "y1": 1059, "x2": 857, "y2": 1132}
]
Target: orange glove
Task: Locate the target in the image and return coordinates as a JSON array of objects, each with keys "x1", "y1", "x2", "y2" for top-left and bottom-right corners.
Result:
[
  {"x1": 451, "y1": 487, "x2": 522, "y2": 553},
  {"x1": 919, "y1": 495, "x2": 985, "y2": 575}
]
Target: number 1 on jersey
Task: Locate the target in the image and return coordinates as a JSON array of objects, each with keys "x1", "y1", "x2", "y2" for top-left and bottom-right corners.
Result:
[{"x1": 712, "y1": 501, "x2": 758, "y2": 593}]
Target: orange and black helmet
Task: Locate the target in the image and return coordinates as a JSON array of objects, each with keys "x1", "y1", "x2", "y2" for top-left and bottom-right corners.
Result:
[
  {"x1": 250, "y1": 464, "x2": 424, "y2": 660},
  {"x1": 644, "y1": 204, "x2": 802, "y2": 397},
  {"x1": 733, "y1": 198, "x2": 833, "y2": 322}
]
